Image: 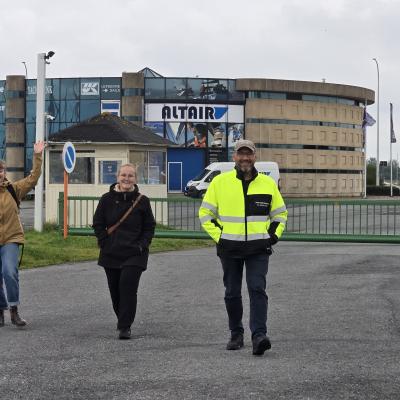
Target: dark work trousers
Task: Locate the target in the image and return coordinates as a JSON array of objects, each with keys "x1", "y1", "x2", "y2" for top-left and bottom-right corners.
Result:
[
  {"x1": 220, "y1": 253, "x2": 269, "y2": 338},
  {"x1": 104, "y1": 267, "x2": 142, "y2": 330}
]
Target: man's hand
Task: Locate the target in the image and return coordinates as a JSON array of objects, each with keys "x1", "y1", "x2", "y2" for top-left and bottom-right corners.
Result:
[
  {"x1": 269, "y1": 233, "x2": 278, "y2": 245},
  {"x1": 33, "y1": 141, "x2": 46, "y2": 154}
]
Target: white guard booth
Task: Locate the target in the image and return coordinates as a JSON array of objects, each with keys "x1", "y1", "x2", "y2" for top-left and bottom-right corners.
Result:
[{"x1": 45, "y1": 113, "x2": 173, "y2": 227}]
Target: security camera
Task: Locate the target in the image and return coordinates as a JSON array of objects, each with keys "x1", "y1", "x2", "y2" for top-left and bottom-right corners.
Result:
[
  {"x1": 45, "y1": 114, "x2": 55, "y2": 121},
  {"x1": 45, "y1": 51, "x2": 55, "y2": 59}
]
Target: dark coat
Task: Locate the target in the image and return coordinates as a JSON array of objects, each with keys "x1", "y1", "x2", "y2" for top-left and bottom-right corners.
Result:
[{"x1": 92, "y1": 184, "x2": 156, "y2": 270}]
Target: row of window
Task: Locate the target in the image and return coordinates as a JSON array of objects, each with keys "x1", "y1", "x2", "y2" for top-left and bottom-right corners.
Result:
[
  {"x1": 246, "y1": 118, "x2": 362, "y2": 129},
  {"x1": 256, "y1": 144, "x2": 363, "y2": 151},
  {"x1": 145, "y1": 78, "x2": 244, "y2": 102},
  {"x1": 48, "y1": 151, "x2": 166, "y2": 185},
  {"x1": 25, "y1": 99, "x2": 104, "y2": 124},
  {"x1": 247, "y1": 91, "x2": 360, "y2": 105},
  {"x1": 24, "y1": 78, "x2": 121, "y2": 101}
]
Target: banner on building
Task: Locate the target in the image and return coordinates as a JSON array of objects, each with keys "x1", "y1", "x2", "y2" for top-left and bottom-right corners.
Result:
[{"x1": 145, "y1": 103, "x2": 244, "y2": 123}]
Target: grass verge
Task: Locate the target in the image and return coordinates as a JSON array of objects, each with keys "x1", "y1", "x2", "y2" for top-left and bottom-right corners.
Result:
[{"x1": 21, "y1": 225, "x2": 213, "y2": 270}]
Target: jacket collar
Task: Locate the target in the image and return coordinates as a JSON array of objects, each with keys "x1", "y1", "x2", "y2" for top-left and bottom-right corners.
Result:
[
  {"x1": 234, "y1": 166, "x2": 258, "y2": 182},
  {"x1": 109, "y1": 182, "x2": 139, "y2": 201}
]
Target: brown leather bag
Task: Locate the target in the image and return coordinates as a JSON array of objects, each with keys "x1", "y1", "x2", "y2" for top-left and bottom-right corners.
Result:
[{"x1": 106, "y1": 194, "x2": 143, "y2": 235}]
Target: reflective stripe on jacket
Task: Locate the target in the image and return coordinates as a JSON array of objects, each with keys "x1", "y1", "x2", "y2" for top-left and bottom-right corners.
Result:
[{"x1": 198, "y1": 168, "x2": 287, "y2": 257}]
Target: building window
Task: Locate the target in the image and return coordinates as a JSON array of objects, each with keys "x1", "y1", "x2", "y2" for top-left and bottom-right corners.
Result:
[
  {"x1": 145, "y1": 78, "x2": 165, "y2": 99},
  {"x1": 122, "y1": 88, "x2": 144, "y2": 96},
  {"x1": 49, "y1": 151, "x2": 94, "y2": 184},
  {"x1": 60, "y1": 78, "x2": 80, "y2": 100},
  {"x1": 129, "y1": 150, "x2": 166, "y2": 184},
  {"x1": 98, "y1": 160, "x2": 122, "y2": 184},
  {"x1": 5, "y1": 90, "x2": 25, "y2": 99},
  {"x1": 80, "y1": 100, "x2": 101, "y2": 121}
]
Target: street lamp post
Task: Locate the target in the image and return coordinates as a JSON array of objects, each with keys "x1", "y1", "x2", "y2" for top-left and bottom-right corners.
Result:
[
  {"x1": 34, "y1": 51, "x2": 55, "y2": 232},
  {"x1": 372, "y1": 58, "x2": 380, "y2": 186}
]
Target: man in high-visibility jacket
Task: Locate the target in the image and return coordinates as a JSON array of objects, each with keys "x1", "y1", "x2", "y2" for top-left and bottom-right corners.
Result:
[{"x1": 199, "y1": 139, "x2": 287, "y2": 356}]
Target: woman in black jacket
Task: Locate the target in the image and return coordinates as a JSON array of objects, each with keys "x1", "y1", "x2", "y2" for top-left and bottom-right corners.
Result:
[{"x1": 93, "y1": 163, "x2": 155, "y2": 340}]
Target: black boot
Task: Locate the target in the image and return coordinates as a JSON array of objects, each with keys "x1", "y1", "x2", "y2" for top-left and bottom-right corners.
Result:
[
  {"x1": 0, "y1": 310, "x2": 4, "y2": 327},
  {"x1": 10, "y1": 306, "x2": 27, "y2": 328},
  {"x1": 118, "y1": 328, "x2": 131, "y2": 340},
  {"x1": 252, "y1": 334, "x2": 271, "y2": 356},
  {"x1": 226, "y1": 332, "x2": 244, "y2": 350}
]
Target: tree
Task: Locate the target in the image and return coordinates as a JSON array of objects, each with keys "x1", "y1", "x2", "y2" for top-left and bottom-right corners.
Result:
[{"x1": 367, "y1": 158, "x2": 376, "y2": 185}]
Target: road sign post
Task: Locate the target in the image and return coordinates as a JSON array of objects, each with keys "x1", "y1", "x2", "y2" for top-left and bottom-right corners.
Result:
[{"x1": 62, "y1": 142, "x2": 76, "y2": 239}]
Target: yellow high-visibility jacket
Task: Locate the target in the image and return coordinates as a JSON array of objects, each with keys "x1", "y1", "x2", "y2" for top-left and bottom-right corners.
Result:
[{"x1": 199, "y1": 168, "x2": 287, "y2": 257}]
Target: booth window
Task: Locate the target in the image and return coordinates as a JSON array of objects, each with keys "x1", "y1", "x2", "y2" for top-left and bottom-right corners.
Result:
[
  {"x1": 49, "y1": 151, "x2": 94, "y2": 184},
  {"x1": 129, "y1": 150, "x2": 166, "y2": 185},
  {"x1": 98, "y1": 160, "x2": 122, "y2": 184}
]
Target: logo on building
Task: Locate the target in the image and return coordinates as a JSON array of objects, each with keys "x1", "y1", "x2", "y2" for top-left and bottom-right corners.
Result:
[
  {"x1": 81, "y1": 82, "x2": 99, "y2": 96},
  {"x1": 146, "y1": 103, "x2": 244, "y2": 123},
  {"x1": 161, "y1": 105, "x2": 228, "y2": 121}
]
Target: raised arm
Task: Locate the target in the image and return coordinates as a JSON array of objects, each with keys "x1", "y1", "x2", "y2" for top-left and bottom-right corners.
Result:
[{"x1": 13, "y1": 141, "x2": 45, "y2": 199}]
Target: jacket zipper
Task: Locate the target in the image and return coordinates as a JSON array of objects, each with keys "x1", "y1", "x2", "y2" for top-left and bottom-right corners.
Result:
[{"x1": 243, "y1": 182, "x2": 248, "y2": 242}]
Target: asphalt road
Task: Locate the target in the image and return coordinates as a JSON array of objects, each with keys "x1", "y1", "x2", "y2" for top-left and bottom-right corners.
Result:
[{"x1": 1, "y1": 243, "x2": 400, "y2": 399}]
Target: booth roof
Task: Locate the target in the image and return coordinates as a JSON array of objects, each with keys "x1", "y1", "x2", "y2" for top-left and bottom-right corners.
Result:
[{"x1": 48, "y1": 113, "x2": 173, "y2": 146}]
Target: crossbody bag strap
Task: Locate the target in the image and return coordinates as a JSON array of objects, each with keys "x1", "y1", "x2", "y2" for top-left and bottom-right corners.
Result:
[
  {"x1": 106, "y1": 194, "x2": 143, "y2": 235},
  {"x1": 6, "y1": 184, "x2": 20, "y2": 209}
]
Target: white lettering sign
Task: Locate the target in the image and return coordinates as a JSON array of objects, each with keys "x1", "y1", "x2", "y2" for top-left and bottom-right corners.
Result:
[
  {"x1": 27, "y1": 85, "x2": 53, "y2": 96},
  {"x1": 101, "y1": 84, "x2": 120, "y2": 93},
  {"x1": 146, "y1": 103, "x2": 244, "y2": 123}
]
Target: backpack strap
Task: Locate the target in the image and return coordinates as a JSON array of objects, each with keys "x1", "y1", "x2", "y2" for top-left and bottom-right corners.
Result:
[{"x1": 6, "y1": 184, "x2": 20, "y2": 209}]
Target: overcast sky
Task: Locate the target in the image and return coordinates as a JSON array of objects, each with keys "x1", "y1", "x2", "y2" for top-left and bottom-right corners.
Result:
[{"x1": 1, "y1": 0, "x2": 398, "y2": 160}]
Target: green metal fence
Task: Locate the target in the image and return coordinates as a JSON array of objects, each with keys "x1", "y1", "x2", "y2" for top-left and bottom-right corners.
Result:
[{"x1": 57, "y1": 193, "x2": 400, "y2": 242}]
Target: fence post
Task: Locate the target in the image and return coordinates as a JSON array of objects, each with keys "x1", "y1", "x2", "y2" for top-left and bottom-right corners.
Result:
[{"x1": 58, "y1": 192, "x2": 64, "y2": 235}]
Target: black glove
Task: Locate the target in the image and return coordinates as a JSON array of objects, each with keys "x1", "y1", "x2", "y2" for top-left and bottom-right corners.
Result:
[{"x1": 269, "y1": 233, "x2": 278, "y2": 245}]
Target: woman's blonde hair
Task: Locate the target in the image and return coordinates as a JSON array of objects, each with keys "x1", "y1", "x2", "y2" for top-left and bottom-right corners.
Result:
[
  {"x1": 117, "y1": 163, "x2": 136, "y2": 177},
  {"x1": 0, "y1": 159, "x2": 5, "y2": 170}
]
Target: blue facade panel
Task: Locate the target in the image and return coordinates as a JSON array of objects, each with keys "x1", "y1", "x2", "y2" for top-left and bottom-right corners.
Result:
[{"x1": 167, "y1": 148, "x2": 206, "y2": 192}]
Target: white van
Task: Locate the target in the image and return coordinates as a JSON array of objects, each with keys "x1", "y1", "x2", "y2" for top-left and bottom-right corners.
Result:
[{"x1": 184, "y1": 162, "x2": 280, "y2": 198}]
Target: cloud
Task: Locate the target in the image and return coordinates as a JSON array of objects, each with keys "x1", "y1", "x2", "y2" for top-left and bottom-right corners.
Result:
[{"x1": 1, "y1": 0, "x2": 399, "y2": 159}]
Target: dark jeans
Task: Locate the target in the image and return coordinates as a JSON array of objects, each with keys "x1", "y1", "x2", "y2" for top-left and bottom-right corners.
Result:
[
  {"x1": 220, "y1": 253, "x2": 269, "y2": 338},
  {"x1": 104, "y1": 267, "x2": 142, "y2": 330}
]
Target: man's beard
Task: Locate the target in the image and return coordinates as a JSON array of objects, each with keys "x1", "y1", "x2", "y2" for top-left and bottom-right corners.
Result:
[{"x1": 236, "y1": 162, "x2": 254, "y2": 173}]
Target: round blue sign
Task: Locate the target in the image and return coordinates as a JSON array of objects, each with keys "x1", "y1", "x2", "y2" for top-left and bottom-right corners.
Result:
[{"x1": 62, "y1": 142, "x2": 76, "y2": 174}]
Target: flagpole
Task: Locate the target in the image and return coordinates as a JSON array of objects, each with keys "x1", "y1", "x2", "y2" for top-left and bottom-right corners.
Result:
[
  {"x1": 390, "y1": 102, "x2": 395, "y2": 197},
  {"x1": 373, "y1": 58, "x2": 380, "y2": 186},
  {"x1": 390, "y1": 132, "x2": 393, "y2": 197},
  {"x1": 364, "y1": 102, "x2": 367, "y2": 198}
]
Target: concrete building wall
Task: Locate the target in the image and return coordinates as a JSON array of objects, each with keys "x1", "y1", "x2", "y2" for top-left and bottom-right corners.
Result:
[
  {"x1": 5, "y1": 75, "x2": 25, "y2": 181},
  {"x1": 236, "y1": 78, "x2": 375, "y2": 104},
  {"x1": 121, "y1": 72, "x2": 144, "y2": 126},
  {"x1": 243, "y1": 96, "x2": 368, "y2": 197}
]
